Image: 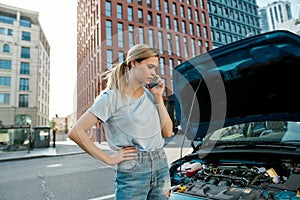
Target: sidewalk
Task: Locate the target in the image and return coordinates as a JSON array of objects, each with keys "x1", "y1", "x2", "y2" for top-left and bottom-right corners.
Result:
[
  {"x1": 0, "y1": 133, "x2": 193, "y2": 163},
  {"x1": 0, "y1": 140, "x2": 112, "y2": 162}
]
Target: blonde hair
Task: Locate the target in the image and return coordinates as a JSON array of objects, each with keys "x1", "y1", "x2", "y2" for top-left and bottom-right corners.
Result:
[{"x1": 105, "y1": 44, "x2": 159, "y2": 97}]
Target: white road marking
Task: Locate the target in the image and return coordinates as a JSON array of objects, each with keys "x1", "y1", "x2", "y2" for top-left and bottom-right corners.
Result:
[
  {"x1": 88, "y1": 194, "x2": 115, "y2": 200},
  {"x1": 46, "y1": 164, "x2": 63, "y2": 168}
]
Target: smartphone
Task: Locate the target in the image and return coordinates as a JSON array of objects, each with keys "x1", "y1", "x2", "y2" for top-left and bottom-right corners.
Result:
[{"x1": 147, "y1": 77, "x2": 159, "y2": 89}]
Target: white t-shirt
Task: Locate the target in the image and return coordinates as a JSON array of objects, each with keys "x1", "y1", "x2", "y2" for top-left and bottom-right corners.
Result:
[{"x1": 88, "y1": 88, "x2": 164, "y2": 151}]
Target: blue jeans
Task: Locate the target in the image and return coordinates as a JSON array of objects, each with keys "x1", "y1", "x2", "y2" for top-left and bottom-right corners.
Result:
[{"x1": 115, "y1": 148, "x2": 171, "y2": 200}]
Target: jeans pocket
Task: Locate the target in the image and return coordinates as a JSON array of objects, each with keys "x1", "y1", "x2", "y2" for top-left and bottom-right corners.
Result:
[{"x1": 117, "y1": 159, "x2": 137, "y2": 173}]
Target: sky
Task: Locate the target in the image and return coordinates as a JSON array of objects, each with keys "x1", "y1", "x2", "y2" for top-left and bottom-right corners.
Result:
[
  {"x1": 1, "y1": 0, "x2": 77, "y2": 119},
  {"x1": 1, "y1": 0, "x2": 299, "y2": 120}
]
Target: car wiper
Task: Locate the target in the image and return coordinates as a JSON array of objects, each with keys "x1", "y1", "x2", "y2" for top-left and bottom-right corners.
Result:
[
  {"x1": 281, "y1": 140, "x2": 300, "y2": 145},
  {"x1": 213, "y1": 141, "x2": 300, "y2": 149}
]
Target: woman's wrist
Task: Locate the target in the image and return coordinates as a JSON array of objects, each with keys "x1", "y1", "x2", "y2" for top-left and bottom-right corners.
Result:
[{"x1": 154, "y1": 95, "x2": 164, "y2": 104}]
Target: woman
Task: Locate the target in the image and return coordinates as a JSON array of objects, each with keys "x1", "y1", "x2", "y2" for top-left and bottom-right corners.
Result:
[{"x1": 68, "y1": 44, "x2": 173, "y2": 200}]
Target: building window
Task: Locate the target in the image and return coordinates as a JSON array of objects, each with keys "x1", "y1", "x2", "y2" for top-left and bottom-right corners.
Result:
[
  {"x1": 0, "y1": 27, "x2": 4, "y2": 34},
  {"x1": 128, "y1": 25, "x2": 134, "y2": 48},
  {"x1": 139, "y1": 27, "x2": 144, "y2": 44},
  {"x1": 118, "y1": 51, "x2": 124, "y2": 63},
  {"x1": 7, "y1": 29, "x2": 13, "y2": 36},
  {"x1": 21, "y1": 62, "x2": 30, "y2": 74},
  {"x1": 197, "y1": 25, "x2": 201, "y2": 37},
  {"x1": 191, "y1": 38, "x2": 196, "y2": 57},
  {"x1": 148, "y1": 12, "x2": 153, "y2": 25},
  {"x1": 106, "y1": 50, "x2": 113, "y2": 69},
  {"x1": 3, "y1": 44, "x2": 10, "y2": 53},
  {"x1": 0, "y1": 60, "x2": 12, "y2": 70},
  {"x1": 117, "y1": 4, "x2": 123, "y2": 19},
  {"x1": 204, "y1": 26, "x2": 208, "y2": 38},
  {"x1": 22, "y1": 31, "x2": 31, "y2": 41},
  {"x1": 160, "y1": 57, "x2": 165, "y2": 75},
  {"x1": 20, "y1": 18, "x2": 31, "y2": 27},
  {"x1": 167, "y1": 33, "x2": 172, "y2": 55},
  {"x1": 0, "y1": 14, "x2": 14, "y2": 24},
  {"x1": 128, "y1": 7, "x2": 133, "y2": 21},
  {"x1": 148, "y1": 29, "x2": 154, "y2": 48},
  {"x1": 106, "y1": 1, "x2": 112, "y2": 16},
  {"x1": 118, "y1": 23, "x2": 124, "y2": 47},
  {"x1": 20, "y1": 78, "x2": 29, "y2": 91},
  {"x1": 106, "y1": 20, "x2": 112, "y2": 46},
  {"x1": 188, "y1": 8, "x2": 193, "y2": 20},
  {"x1": 183, "y1": 37, "x2": 189, "y2": 58},
  {"x1": 0, "y1": 76, "x2": 11, "y2": 86},
  {"x1": 138, "y1": 0, "x2": 143, "y2": 5},
  {"x1": 202, "y1": 12, "x2": 207, "y2": 24},
  {"x1": 21, "y1": 47, "x2": 30, "y2": 59},
  {"x1": 166, "y1": 17, "x2": 170, "y2": 29},
  {"x1": 156, "y1": 0, "x2": 161, "y2": 10},
  {"x1": 164, "y1": 1, "x2": 169, "y2": 13},
  {"x1": 172, "y1": 3, "x2": 177, "y2": 15},
  {"x1": 147, "y1": 0, "x2": 152, "y2": 8},
  {"x1": 158, "y1": 31, "x2": 163, "y2": 54},
  {"x1": 138, "y1": 9, "x2": 143, "y2": 23},
  {"x1": 0, "y1": 93, "x2": 10, "y2": 104},
  {"x1": 195, "y1": 10, "x2": 199, "y2": 21},
  {"x1": 189, "y1": 23, "x2": 194, "y2": 35},
  {"x1": 157, "y1": 14, "x2": 162, "y2": 28},
  {"x1": 182, "y1": 21, "x2": 186, "y2": 34},
  {"x1": 175, "y1": 35, "x2": 181, "y2": 56},
  {"x1": 180, "y1": 5, "x2": 185, "y2": 18},
  {"x1": 174, "y1": 19, "x2": 179, "y2": 32},
  {"x1": 169, "y1": 58, "x2": 174, "y2": 76},
  {"x1": 19, "y1": 94, "x2": 28, "y2": 107}
]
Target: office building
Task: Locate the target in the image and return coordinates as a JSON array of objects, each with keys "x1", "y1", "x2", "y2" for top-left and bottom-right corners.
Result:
[
  {"x1": 77, "y1": 0, "x2": 213, "y2": 118},
  {"x1": 259, "y1": 1, "x2": 292, "y2": 32},
  {"x1": 0, "y1": 3, "x2": 50, "y2": 127},
  {"x1": 207, "y1": 0, "x2": 261, "y2": 48}
]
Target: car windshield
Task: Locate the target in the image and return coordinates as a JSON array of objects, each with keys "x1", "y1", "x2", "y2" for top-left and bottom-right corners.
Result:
[{"x1": 208, "y1": 121, "x2": 300, "y2": 144}]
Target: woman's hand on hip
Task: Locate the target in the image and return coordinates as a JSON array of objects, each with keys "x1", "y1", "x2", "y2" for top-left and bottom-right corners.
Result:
[{"x1": 108, "y1": 146, "x2": 138, "y2": 166}]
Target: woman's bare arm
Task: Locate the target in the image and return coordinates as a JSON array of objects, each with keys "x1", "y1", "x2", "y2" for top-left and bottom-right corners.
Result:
[{"x1": 68, "y1": 112, "x2": 137, "y2": 166}]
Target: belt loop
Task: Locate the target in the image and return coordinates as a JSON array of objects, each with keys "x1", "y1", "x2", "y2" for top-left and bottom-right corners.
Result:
[{"x1": 149, "y1": 151, "x2": 154, "y2": 160}]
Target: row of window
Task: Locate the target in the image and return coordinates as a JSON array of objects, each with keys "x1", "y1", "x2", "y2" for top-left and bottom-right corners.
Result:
[
  {"x1": 106, "y1": 1, "x2": 207, "y2": 28},
  {"x1": 0, "y1": 93, "x2": 28, "y2": 107},
  {"x1": 0, "y1": 60, "x2": 30, "y2": 73},
  {"x1": 1, "y1": 46, "x2": 30, "y2": 58},
  {"x1": 105, "y1": 21, "x2": 209, "y2": 53},
  {"x1": 129, "y1": 0, "x2": 205, "y2": 8},
  {"x1": 0, "y1": 27, "x2": 31, "y2": 41},
  {"x1": 209, "y1": 5, "x2": 259, "y2": 27},
  {"x1": 107, "y1": 1, "x2": 206, "y2": 21},
  {"x1": 0, "y1": 76, "x2": 29, "y2": 91},
  {"x1": 210, "y1": 16, "x2": 259, "y2": 36},
  {"x1": 209, "y1": 0, "x2": 258, "y2": 15},
  {"x1": 0, "y1": 13, "x2": 31, "y2": 27}
]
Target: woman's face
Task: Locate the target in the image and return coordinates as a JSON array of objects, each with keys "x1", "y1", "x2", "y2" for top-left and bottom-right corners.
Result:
[{"x1": 132, "y1": 56, "x2": 159, "y2": 85}]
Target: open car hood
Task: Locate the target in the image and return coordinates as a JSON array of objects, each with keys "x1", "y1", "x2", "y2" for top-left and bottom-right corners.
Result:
[{"x1": 173, "y1": 30, "x2": 300, "y2": 143}]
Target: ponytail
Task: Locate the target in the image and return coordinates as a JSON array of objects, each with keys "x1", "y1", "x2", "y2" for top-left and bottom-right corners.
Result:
[{"x1": 105, "y1": 62, "x2": 129, "y2": 98}]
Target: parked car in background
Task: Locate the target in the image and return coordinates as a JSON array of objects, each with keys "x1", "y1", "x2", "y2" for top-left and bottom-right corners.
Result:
[{"x1": 169, "y1": 30, "x2": 300, "y2": 200}]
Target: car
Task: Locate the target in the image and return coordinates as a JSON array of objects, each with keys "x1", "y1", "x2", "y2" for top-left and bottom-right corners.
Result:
[{"x1": 169, "y1": 30, "x2": 300, "y2": 200}]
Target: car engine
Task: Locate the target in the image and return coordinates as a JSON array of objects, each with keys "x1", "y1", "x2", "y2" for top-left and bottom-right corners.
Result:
[{"x1": 170, "y1": 158, "x2": 300, "y2": 200}]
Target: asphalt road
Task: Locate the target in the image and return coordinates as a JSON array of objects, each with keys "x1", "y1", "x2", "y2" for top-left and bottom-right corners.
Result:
[
  {"x1": 0, "y1": 154, "x2": 116, "y2": 200},
  {"x1": 0, "y1": 133, "x2": 192, "y2": 200}
]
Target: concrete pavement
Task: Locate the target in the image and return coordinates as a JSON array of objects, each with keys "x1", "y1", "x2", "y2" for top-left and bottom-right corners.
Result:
[{"x1": 0, "y1": 133, "x2": 193, "y2": 163}]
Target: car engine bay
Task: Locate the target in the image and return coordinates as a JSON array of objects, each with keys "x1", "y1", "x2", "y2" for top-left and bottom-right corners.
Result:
[{"x1": 170, "y1": 154, "x2": 300, "y2": 200}]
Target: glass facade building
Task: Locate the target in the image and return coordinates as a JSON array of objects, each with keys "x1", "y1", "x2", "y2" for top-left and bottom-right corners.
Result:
[{"x1": 207, "y1": 0, "x2": 261, "y2": 48}]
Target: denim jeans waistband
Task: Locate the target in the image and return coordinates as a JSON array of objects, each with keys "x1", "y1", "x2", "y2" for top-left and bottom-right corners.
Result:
[{"x1": 136, "y1": 148, "x2": 165, "y2": 160}]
